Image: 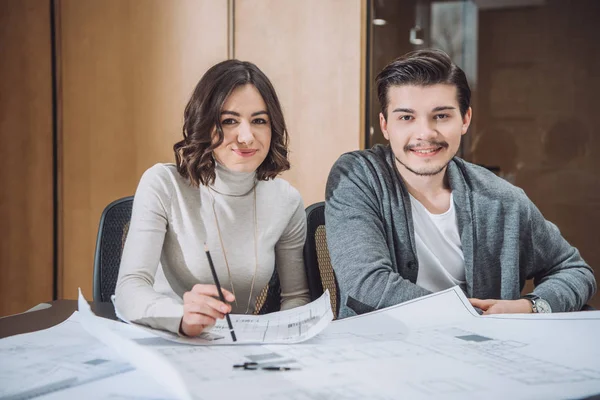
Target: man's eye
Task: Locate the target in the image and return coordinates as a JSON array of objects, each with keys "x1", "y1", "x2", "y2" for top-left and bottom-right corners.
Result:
[
  {"x1": 221, "y1": 118, "x2": 237, "y2": 125},
  {"x1": 253, "y1": 118, "x2": 268, "y2": 125},
  {"x1": 399, "y1": 115, "x2": 413, "y2": 121},
  {"x1": 434, "y1": 114, "x2": 449, "y2": 120}
]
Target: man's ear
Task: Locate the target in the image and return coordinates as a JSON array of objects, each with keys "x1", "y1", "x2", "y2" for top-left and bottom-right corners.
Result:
[
  {"x1": 379, "y1": 112, "x2": 389, "y2": 140},
  {"x1": 461, "y1": 107, "x2": 473, "y2": 135}
]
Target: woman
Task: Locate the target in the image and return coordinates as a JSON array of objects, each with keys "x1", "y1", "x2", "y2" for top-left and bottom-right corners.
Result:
[{"x1": 115, "y1": 60, "x2": 310, "y2": 336}]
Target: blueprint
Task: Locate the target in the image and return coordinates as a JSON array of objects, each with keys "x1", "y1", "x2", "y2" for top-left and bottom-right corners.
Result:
[
  {"x1": 37, "y1": 369, "x2": 174, "y2": 400},
  {"x1": 76, "y1": 286, "x2": 600, "y2": 399},
  {"x1": 4, "y1": 286, "x2": 600, "y2": 400},
  {"x1": 0, "y1": 312, "x2": 161, "y2": 400},
  {"x1": 112, "y1": 290, "x2": 334, "y2": 345}
]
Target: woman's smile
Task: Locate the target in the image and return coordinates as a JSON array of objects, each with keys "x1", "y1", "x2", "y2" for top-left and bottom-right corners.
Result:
[{"x1": 232, "y1": 148, "x2": 258, "y2": 158}]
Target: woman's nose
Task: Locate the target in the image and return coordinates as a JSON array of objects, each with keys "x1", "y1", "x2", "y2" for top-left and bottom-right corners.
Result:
[{"x1": 236, "y1": 121, "x2": 254, "y2": 145}]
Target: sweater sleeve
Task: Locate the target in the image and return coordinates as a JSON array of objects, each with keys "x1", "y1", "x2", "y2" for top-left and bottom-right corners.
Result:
[
  {"x1": 525, "y1": 197, "x2": 596, "y2": 312},
  {"x1": 115, "y1": 165, "x2": 184, "y2": 333},
  {"x1": 325, "y1": 154, "x2": 430, "y2": 317},
  {"x1": 275, "y1": 190, "x2": 310, "y2": 310}
]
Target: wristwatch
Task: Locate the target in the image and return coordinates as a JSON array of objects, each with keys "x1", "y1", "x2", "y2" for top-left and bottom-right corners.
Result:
[{"x1": 522, "y1": 294, "x2": 552, "y2": 313}]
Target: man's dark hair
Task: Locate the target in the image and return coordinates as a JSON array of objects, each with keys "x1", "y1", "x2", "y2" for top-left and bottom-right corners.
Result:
[
  {"x1": 174, "y1": 59, "x2": 290, "y2": 187},
  {"x1": 376, "y1": 49, "x2": 471, "y2": 119}
]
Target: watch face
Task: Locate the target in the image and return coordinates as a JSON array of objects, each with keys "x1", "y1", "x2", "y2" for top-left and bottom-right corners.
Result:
[{"x1": 535, "y1": 299, "x2": 552, "y2": 313}]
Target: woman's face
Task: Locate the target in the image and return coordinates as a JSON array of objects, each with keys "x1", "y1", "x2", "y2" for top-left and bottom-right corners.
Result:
[{"x1": 212, "y1": 84, "x2": 272, "y2": 174}]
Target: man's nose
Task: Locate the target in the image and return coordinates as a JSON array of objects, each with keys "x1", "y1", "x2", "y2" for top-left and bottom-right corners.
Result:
[
  {"x1": 415, "y1": 118, "x2": 437, "y2": 140},
  {"x1": 237, "y1": 121, "x2": 254, "y2": 145}
]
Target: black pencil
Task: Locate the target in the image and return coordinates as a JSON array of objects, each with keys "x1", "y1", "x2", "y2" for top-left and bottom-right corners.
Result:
[{"x1": 204, "y1": 243, "x2": 237, "y2": 342}]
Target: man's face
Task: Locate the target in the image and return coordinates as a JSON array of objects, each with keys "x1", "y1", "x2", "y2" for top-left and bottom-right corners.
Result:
[{"x1": 380, "y1": 84, "x2": 471, "y2": 178}]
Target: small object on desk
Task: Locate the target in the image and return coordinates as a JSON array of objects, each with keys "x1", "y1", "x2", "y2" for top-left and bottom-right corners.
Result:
[
  {"x1": 232, "y1": 362, "x2": 300, "y2": 371},
  {"x1": 233, "y1": 362, "x2": 258, "y2": 370},
  {"x1": 204, "y1": 243, "x2": 237, "y2": 342},
  {"x1": 261, "y1": 366, "x2": 300, "y2": 371}
]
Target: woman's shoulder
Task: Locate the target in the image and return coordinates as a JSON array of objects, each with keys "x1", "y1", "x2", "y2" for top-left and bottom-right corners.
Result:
[
  {"x1": 260, "y1": 177, "x2": 303, "y2": 206},
  {"x1": 140, "y1": 163, "x2": 188, "y2": 185},
  {"x1": 141, "y1": 162, "x2": 176, "y2": 178},
  {"x1": 137, "y1": 163, "x2": 192, "y2": 197}
]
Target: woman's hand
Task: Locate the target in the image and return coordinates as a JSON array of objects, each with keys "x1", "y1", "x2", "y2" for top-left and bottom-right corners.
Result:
[
  {"x1": 468, "y1": 298, "x2": 533, "y2": 315},
  {"x1": 180, "y1": 284, "x2": 235, "y2": 337}
]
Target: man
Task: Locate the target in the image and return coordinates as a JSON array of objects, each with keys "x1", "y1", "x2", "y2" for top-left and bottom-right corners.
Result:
[{"x1": 325, "y1": 49, "x2": 596, "y2": 318}]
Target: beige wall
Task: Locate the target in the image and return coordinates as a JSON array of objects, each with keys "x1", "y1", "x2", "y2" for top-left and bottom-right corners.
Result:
[
  {"x1": 235, "y1": 0, "x2": 365, "y2": 207},
  {"x1": 57, "y1": 0, "x2": 229, "y2": 300},
  {"x1": 0, "y1": 0, "x2": 54, "y2": 315}
]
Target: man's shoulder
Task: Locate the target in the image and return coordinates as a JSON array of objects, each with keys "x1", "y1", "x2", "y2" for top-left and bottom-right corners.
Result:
[
  {"x1": 337, "y1": 143, "x2": 389, "y2": 161},
  {"x1": 326, "y1": 145, "x2": 398, "y2": 203},
  {"x1": 452, "y1": 158, "x2": 528, "y2": 202},
  {"x1": 331, "y1": 144, "x2": 393, "y2": 176}
]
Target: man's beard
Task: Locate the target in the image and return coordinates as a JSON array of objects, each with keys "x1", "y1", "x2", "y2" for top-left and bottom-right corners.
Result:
[
  {"x1": 395, "y1": 156, "x2": 448, "y2": 176},
  {"x1": 394, "y1": 140, "x2": 452, "y2": 176}
]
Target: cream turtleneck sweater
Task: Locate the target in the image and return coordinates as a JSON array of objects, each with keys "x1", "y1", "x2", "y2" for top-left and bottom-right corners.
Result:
[{"x1": 115, "y1": 163, "x2": 310, "y2": 333}]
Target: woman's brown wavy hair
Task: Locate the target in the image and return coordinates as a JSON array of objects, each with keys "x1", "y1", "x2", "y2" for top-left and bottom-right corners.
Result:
[{"x1": 174, "y1": 60, "x2": 290, "y2": 187}]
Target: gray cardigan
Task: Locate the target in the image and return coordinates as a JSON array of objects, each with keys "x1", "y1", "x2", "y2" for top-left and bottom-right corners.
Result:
[{"x1": 325, "y1": 144, "x2": 596, "y2": 318}]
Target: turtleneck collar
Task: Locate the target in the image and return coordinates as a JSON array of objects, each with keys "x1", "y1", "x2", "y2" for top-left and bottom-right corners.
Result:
[{"x1": 210, "y1": 162, "x2": 257, "y2": 196}]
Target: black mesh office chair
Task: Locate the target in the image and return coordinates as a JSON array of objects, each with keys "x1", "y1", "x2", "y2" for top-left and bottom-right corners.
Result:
[
  {"x1": 304, "y1": 202, "x2": 340, "y2": 319},
  {"x1": 253, "y1": 270, "x2": 281, "y2": 315},
  {"x1": 93, "y1": 196, "x2": 134, "y2": 302}
]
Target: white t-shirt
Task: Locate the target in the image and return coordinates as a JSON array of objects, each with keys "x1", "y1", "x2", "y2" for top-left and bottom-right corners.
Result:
[{"x1": 409, "y1": 193, "x2": 466, "y2": 292}]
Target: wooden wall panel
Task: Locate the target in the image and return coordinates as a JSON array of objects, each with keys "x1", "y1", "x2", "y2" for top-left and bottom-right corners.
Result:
[
  {"x1": 474, "y1": 0, "x2": 600, "y2": 307},
  {"x1": 0, "y1": 0, "x2": 54, "y2": 315},
  {"x1": 234, "y1": 0, "x2": 365, "y2": 207},
  {"x1": 58, "y1": 0, "x2": 228, "y2": 299}
]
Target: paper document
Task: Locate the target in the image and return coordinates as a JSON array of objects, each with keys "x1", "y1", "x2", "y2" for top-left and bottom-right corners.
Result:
[
  {"x1": 0, "y1": 311, "x2": 172, "y2": 400},
  {"x1": 110, "y1": 286, "x2": 600, "y2": 400},
  {"x1": 113, "y1": 289, "x2": 334, "y2": 345},
  {"x1": 37, "y1": 369, "x2": 175, "y2": 400},
  {"x1": 271, "y1": 286, "x2": 600, "y2": 400},
  {"x1": 16, "y1": 286, "x2": 598, "y2": 400},
  {"x1": 77, "y1": 289, "x2": 192, "y2": 400}
]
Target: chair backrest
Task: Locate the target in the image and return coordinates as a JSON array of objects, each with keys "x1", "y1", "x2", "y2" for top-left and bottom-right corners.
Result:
[
  {"x1": 304, "y1": 202, "x2": 339, "y2": 318},
  {"x1": 93, "y1": 196, "x2": 134, "y2": 302},
  {"x1": 253, "y1": 269, "x2": 281, "y2": 315}
]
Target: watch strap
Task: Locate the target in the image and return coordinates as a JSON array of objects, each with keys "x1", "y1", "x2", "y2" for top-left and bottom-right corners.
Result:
[{"x1": 521, "y1": 294, "x2": 540, "y2": 313}]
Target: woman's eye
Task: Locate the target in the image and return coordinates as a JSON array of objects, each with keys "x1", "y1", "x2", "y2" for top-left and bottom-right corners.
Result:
[
  {"x1": 253, "y1": 118, "x2": 268, "y2": 125},
  {"x1": 221, "y1": 118, "x2": 237, "y2": 125}
]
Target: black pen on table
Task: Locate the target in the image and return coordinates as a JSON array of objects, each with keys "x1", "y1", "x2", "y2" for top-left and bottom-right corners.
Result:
[
  {"x1": 262, "y1": 366, "x2": 300, "y2": 371},
  {"x1": 204, "y1": 243, "x2": 237, "y2": 342}
]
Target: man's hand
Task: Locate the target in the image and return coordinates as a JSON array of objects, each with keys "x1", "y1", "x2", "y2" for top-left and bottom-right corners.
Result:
[{"x1": 468, "y1": 298, "x2": 533, "y2": 315}]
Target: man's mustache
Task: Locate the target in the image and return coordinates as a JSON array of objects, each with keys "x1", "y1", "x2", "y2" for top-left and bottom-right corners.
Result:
[{"x1": 404, "y1": 141, "x2": 449, "y2": 152}]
